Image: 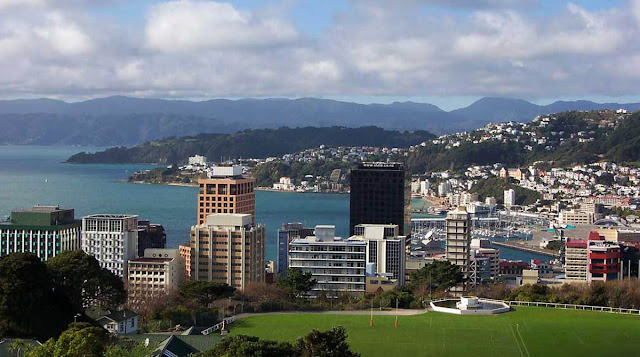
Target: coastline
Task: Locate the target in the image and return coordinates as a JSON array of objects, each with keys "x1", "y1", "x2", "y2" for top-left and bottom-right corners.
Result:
[
  {"x1": 122, "y1": 180, "x2": 198, "y2": 187},
  {"x1": 255, "y1": 187, "x2": 349, "y2": 194}
]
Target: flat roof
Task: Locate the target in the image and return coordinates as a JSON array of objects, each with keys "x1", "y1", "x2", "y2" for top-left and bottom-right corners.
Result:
[
  {"x1": 129, "y1": 258, "x2": 172, "y2": 263},
  {"x1": 83, "y1": 214, "x2": 138, "y2": 219}
]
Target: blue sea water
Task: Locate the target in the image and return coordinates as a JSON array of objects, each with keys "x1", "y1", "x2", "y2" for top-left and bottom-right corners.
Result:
[{"x1": 0, "y1": 146, "x2": 546, "y2": 262}]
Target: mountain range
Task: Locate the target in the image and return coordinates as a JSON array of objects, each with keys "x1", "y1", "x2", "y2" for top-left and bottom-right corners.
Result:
[{"x1": 1, "y1": 96, "x2": 639, "y2": 145}]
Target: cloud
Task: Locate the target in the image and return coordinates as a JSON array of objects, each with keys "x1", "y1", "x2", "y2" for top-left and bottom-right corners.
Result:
[
  {"x1": 145, "y1": 1, "x2": 298, "y2": 52},
  {"x1": 0, "y1": 0, "x2": 639, "y2": 102}
]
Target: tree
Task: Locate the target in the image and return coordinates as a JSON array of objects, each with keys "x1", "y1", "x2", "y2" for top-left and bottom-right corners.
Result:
[
  {"x1": 27, "y1": 323, "x2": 109, "y2": 357},
  {"x1": 0, "y1": 253, "x2": 69, "y2": 339},
  {"x1": 409, "y1": 261, "x2": 464, "y2": 298},
  {"x1": 46, "y1": 251, "x2": 126, "y2": 312},
  {"x1": 178, "y1": 281, "x2": 235, "y2": 306},
  {"x1": 7, "y1": 339, "x2": 35, "y2": 357},
  {"x1": 196, "y1": 335, "x2": 297, "y2": 357},
  {"x1": 294, "y1": 326, "x2": 360, "y2": 357},
  {"x1": 276, "y1": 268, "x2": 317, "y2": 299}
]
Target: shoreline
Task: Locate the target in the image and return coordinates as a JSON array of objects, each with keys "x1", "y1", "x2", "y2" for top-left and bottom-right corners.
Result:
[{"x1": 122, "y1": 180, "x2": 198, "y2": 187}]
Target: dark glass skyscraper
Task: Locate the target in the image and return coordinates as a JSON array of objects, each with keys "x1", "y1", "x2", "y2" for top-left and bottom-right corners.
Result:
[{"x1": 349, "y1": 162, "x2": 410, "y2": 236}]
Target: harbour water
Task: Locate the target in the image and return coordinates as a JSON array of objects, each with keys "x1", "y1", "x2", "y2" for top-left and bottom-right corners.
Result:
[{"x1": 0, "y1": 146, "x2": 549, "y2": 262}]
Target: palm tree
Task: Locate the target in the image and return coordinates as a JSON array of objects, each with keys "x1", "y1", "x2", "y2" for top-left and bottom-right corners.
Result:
[{"x1": 7, "y1": 339, "x2": 34, "y2": 357}]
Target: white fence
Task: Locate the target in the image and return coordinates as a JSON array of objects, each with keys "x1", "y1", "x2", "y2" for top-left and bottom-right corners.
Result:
[
  {"x1": 507, "y1": 300, "x2": 640, "y2": 315},
  {"x1": 202, "y1": 316, "x2": 236, "y2": 335}
]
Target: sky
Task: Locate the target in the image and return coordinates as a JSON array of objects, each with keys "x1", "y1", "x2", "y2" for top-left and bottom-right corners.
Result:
[{"x1": 1, "y1": 0, "x2": 639, "y2": 110}]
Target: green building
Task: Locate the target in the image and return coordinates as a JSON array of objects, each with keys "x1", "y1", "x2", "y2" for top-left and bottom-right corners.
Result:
[{"x1": 0, "y1": 205, "x2": 81, "y2": 260}]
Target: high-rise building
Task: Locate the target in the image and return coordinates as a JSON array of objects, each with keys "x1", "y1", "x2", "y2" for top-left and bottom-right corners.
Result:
[
  {"x1": 127, "y1": 248, "x2": 185, "y2": 305},
  {"x1": 565, "y1": 232, "x2": 621, "y2": 283},
  {"x1": 277, "y1": 223, "x2": 314, "y2": 277},
  {"x1": 445, "y1": 207, "x2": 471, "y2": 294},
  {"x1": 289, "y1": 225, "x2": 366, "y2": 295},
  {"x1": 0, "y1": 205, "x2": 81, "y2": 260},
  {"x1": 184, "y1": 214, "x2": 265, "y2": 289},
  {"x1": 471, "y1": 238, "x2": 500, "y2": 279},
  {"x1": 137, "y1": 220, "x2": 166, "y2": 257},
  {"x1": 504, "y1": 189, "x2": 516, "y2": 207},
  {"x1": 349, "y1": 162, "x2": 410, "y2": 236},
  {"x1": 197, "y1": 166, "x2": 255, "y2": 226},
  {"x1": 82, "y1": 214, "x2": 138, "y2": 279},
  {"x1": 350, "y1": 224, "x2": 406, "y2": 285}
]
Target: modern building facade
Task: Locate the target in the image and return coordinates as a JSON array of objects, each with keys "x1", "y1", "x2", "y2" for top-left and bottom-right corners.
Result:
[
  {"x1": 350, "y1": 224, "x2": 406, "y2": 285},
  {"x1": 185, "y1": 214, "x2": 265, "y2": 290},
  {"x1": 82, "y1": 214, "x2": 139, "y2": 279},
  {"x1": 276, "y1": 222, "x2": 314, "y2": 277},
  {"x1": 289, "y1": 225, "x2": 366, "y2": 295},
  {"x1": 137, "y1": 220, "x2": 166, "y2": 257},
  {"x1": 559, "y1": 210, "x2": 594, "y2": 225},
  {"x1": 0, "y1": 205, "x2": 81, "y2": 260},
  {"x1": 504, "y1": 189, "x2": 516, "y2": 207},
  {"x1": 127, "y1": 248, "x2": 185, "y2": 304},
  {"x1": 445, "y1": 207, "x2": 471, "y2": 293},
  {"x1": 197, "y1": 166, "x2": 255, "y2": 226},
  {"x1": 349, "y1": 162, "x2": 410, "y2": 236},
  {"x1": 565, "y1": 231, "x2": 621, "y2": 283}
]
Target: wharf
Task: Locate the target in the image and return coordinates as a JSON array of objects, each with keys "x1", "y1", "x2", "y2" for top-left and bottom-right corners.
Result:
[{"x1": 492, "y1": 241, "x2": 560, "y2": 258}]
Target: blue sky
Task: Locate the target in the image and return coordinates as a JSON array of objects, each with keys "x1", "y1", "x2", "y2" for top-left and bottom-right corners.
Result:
[{"x1": 2, "y1": 0, "x2": 640, "y2": 110}]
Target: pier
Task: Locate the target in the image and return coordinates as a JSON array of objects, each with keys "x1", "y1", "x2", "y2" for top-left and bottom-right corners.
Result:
[{"x1": 491, "y1": 241, "x2": 560, "y2": 258}]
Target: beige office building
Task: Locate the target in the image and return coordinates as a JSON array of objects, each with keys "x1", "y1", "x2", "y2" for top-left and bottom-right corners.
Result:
[
  {"x1": 184, "y1": 214, "x2": 265, "y2": 290},
  {"x1": 446, "y1": 206, "x2": 471, "y2": 294},
  {"x1": 197, "y1": 167, "x2": 255, "y2": 226},
  {"x1": 127, "y1": 248, "x2": 185, "y2": 304}
]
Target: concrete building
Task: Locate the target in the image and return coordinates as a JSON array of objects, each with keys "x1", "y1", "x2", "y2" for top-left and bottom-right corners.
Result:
[
  {"x1": 365, "y1": 275, "x2": 398, "y2": 294},
  {"x1": 565, "y1": 231, "x2": 621, "y2": 283},
  {"x1": 504, "y1": 189, "x2": 516, "y2": 207},
  {"x1": 188, "y1": 155, "x2": 207, "y2": 166},
  {"x1": 82, "y1": 214, "x2": 138, "y2": 279},
  {"x1": 565, "y1": 239, "x2": 588, "y2": 281},
  {"x1": 0, "y1": 205, "x2": 81, "y2": 260},
  {"x1": 446, "y1": 207, "x2": 471, "y2": 293},
  {"x1": 127, "y1": 248, "x2": 185, "y2": 304},
  {"x1": 559, "y1": 210, "x2": 594, "y2": 225},
  {"x1": 197, "y1": 167, "x2": 255, "y2": 225},
  {"x1": 137, "y1": 220, "x2": 166, "y2": 257},
  {"x1": 184, "y1": 214, "x2": 265, "y2": 290},
  {"x1": 471, "y1": 238, "x2": 500, "y2": 279},
  {"x1": 276, "y1": 223, "x2": 314, "y2": 277},
  {"x1": 350, "y1": 224, "x2": 406, "y2": 285},
  {"x1": 288, "y1": 225, "x2": 366, "y2": 295},
  {"x1": 349, "y1": 162, "x2": 410, "y2": 236}
]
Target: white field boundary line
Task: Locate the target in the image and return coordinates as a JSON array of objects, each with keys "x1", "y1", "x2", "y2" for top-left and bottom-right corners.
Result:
[
  {"x1": 516, "y1": 323, "x2": 531, "y2": 357},
  {"x1": 509, "y1": 324, "x2": 525, "y2": 357}
]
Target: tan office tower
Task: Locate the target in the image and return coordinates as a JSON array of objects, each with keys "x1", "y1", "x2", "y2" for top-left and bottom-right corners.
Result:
[
  {"x1": 445, "y1": 206, "x2": 471, "y2": 295},
  {"x1": 186, "y1": 214, "x2": 265, "y2": 290},
  {"x1": 197, "y1": 166, "x2": 255, "y2": 226}
]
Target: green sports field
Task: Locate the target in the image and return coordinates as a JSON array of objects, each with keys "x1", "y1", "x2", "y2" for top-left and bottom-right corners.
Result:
[{"x1": 229, "y1": 307, "x2": 640, "y2": 357}]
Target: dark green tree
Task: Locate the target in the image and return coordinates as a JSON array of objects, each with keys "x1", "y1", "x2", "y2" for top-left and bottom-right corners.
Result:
[
  {"x1": 46, "y1": 251, "x2": 126, "y2": 312},
  {"x1": 195, "y1": 335, "x2": 296, "y2": 357},
  {"x1": 27, "y1": 323, "x2": 108, "y2": 357},
  {"x1": 0, "y1": 253, "x2": 70, "y2": 338},
  {"x1": 294, "y1": 326, "x2": 360, "y2": 357},
  {"x1": 276, "y1": 268, "x2": 317, "y2": 299},
  {"x1": 178, "y1": 281, "x2": 236, "y2": 306},
  {"x1": 409, "y1": 261, "x2": 464, "y2": 297}
]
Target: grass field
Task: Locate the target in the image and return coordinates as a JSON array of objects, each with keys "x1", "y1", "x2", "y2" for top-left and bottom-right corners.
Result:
[{"x1": 229, "y1": 307, "x2": 640, "y2": 357}]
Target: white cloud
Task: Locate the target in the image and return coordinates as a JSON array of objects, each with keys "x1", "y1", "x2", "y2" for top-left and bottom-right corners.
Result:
[
  {"x1": 0, "y1": 0, "x2": 639, "y2": 101},
  {"x1": 145, "y1": 1, "x2": 298, "y2": 52}
]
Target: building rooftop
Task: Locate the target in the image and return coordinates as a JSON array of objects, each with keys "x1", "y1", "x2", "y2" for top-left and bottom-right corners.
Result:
[
  {"x1": 130, "y1": 258, "x2": 173, "y2": 263},
  {"x1": 83, "y1": 214, "x2": 138, "y2": 219}
]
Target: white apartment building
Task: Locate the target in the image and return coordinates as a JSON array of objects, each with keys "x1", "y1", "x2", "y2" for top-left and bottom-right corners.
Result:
[
  {"x1": 82, "y1": 214, "x2": 138, "y2": 279},
  {"x1": 188, "y1": 155, "x2": 207, "y2": 166},
  {"x1": 504, "y1": 189, "x2": 516, "y2": 207},
  {"x1": 289, "y1": 225, "x2": 366, "y2": 295},
  {"x1": 350, "y1": 224, "x2": 406, "y2": 285}
]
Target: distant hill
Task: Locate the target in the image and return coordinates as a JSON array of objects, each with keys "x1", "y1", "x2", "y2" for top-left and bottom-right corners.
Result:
[
  {"x1": 66, "y1": 126, "x2": 436, "y2": 164},
  {"x1": 1, "y1": 96, "x2": 640, "y2": 145}
]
